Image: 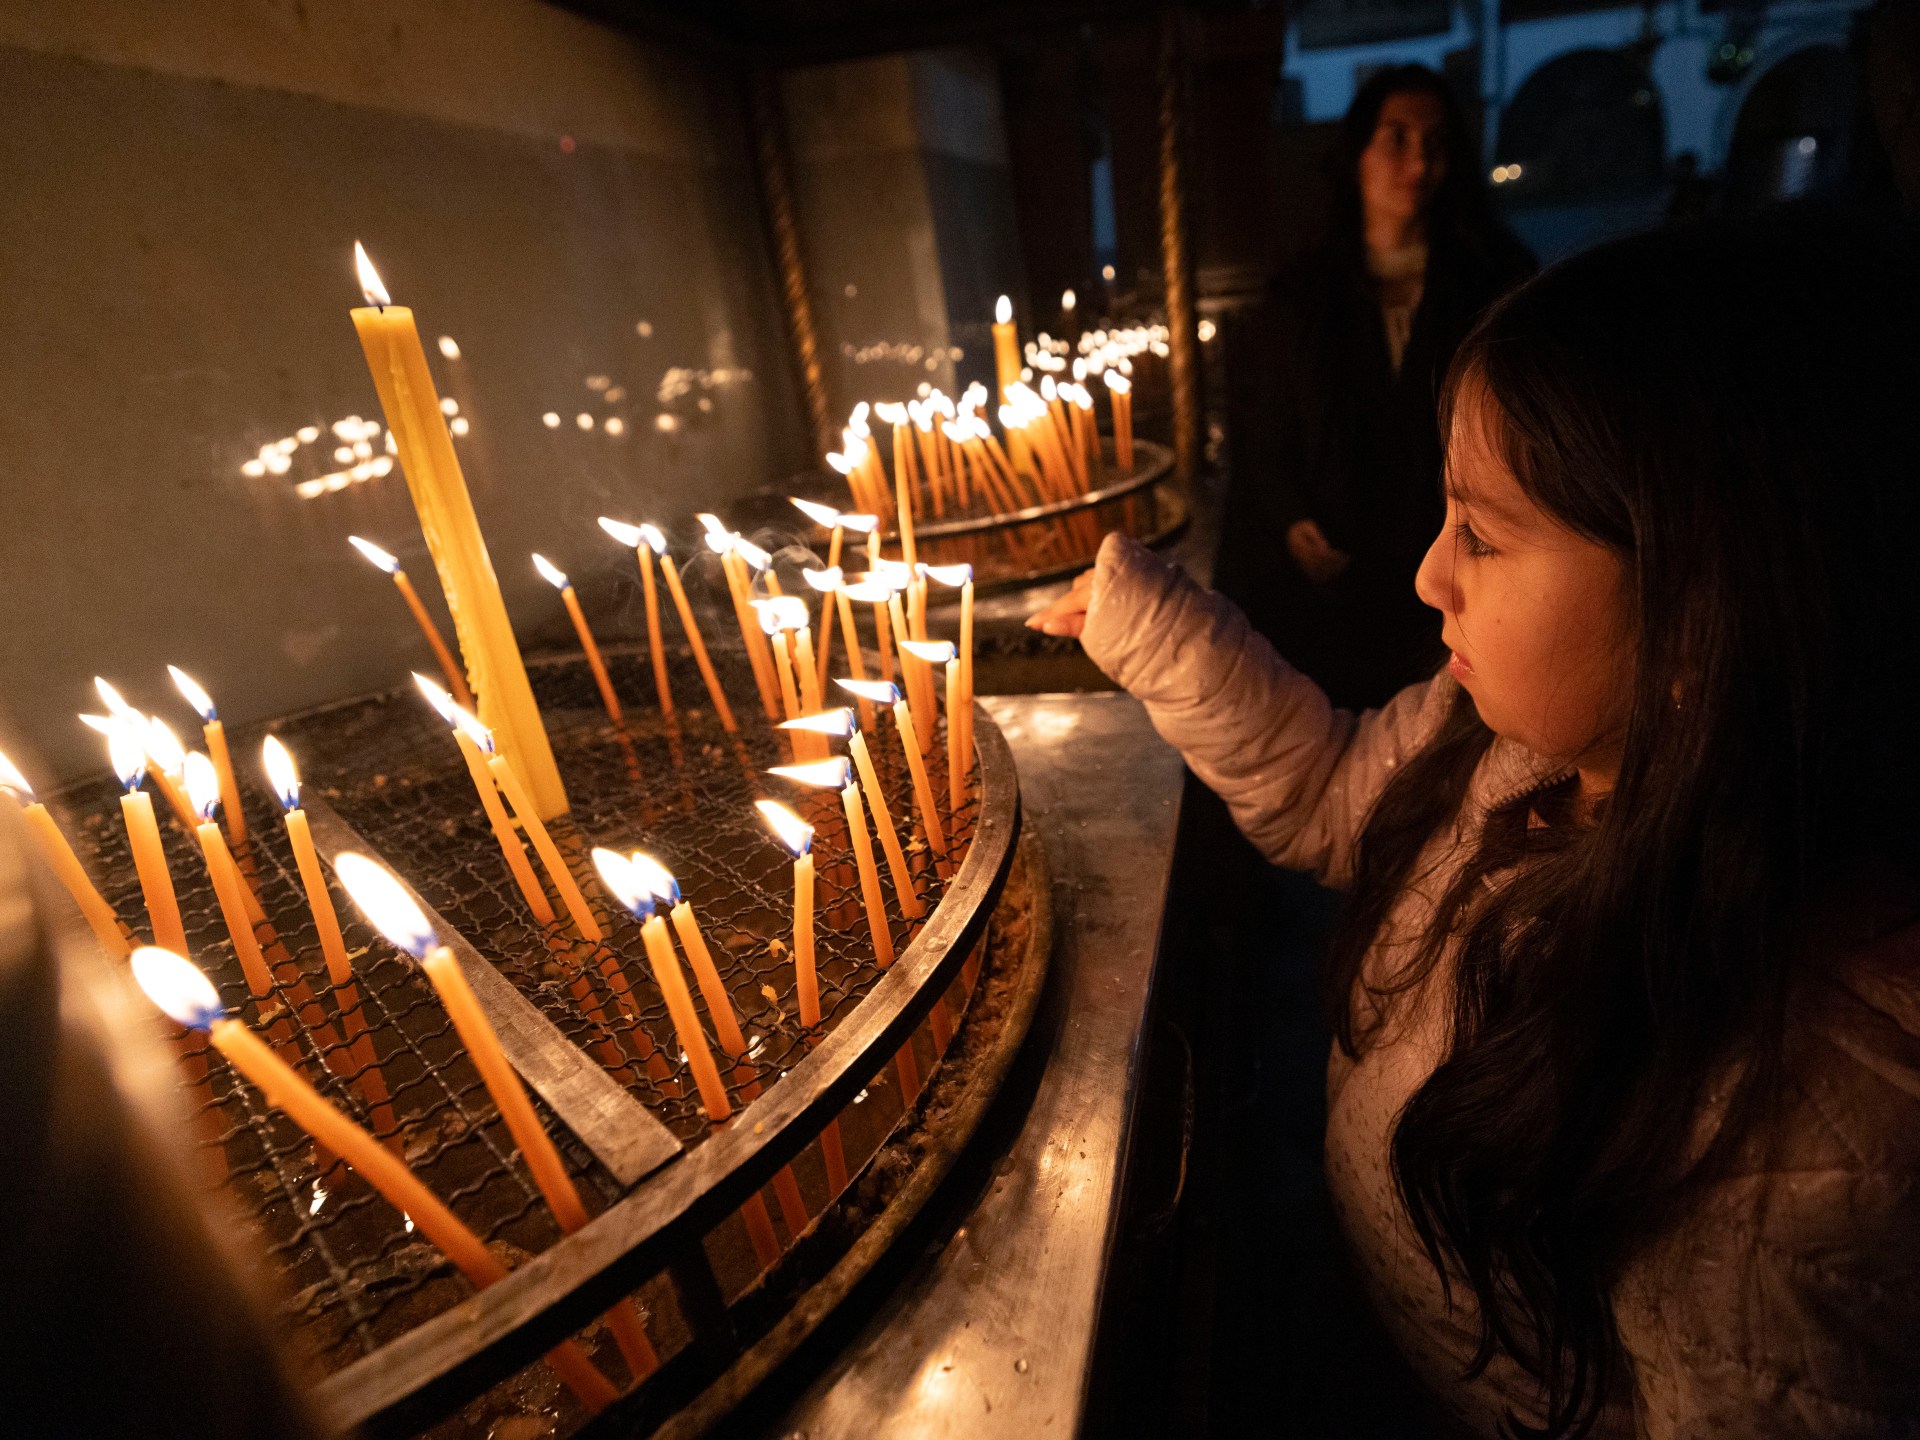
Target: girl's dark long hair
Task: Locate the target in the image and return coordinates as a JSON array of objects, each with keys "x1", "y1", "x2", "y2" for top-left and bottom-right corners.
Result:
[
  {"x1": 1326, "y1": 207, "x2": 1920, "y2": 1437},
  {"x1": 1331, "y1": 65, "x2": 1508, "y2": 268}
]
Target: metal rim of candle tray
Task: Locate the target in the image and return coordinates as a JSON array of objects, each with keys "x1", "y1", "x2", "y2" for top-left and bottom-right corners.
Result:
[
  {"x1": 312, "y1": 702, "x2": 1022, "y2": 1439},
  {"x1": 642, "y1": 827, "x2": 1053, "y2": 1440}
]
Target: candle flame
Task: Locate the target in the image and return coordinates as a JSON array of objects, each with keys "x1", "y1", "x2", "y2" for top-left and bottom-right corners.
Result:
[
  {"x1": 108, "y1": 722, "x2": 147, "y2": 791},
  {"x1": 531, "y1": 553, "x2": 569, "y2": 590},
  {"x1": 781, "y1": 707, "x2": 856, "y2": 737},
  {"x1": 590, "y1": 847, "x2": 653, "y2": 917},
  {"x1": 413, "y1": 672, "x2": 457, "y2": 725},
  {"x1": 348, "y1": 535, "x2": 401, "y2": 574},
  {"x1": 734, "y1": 539, "x2": 772, "y2": 573},
  {"x1": 840, "y1": 579, "x2": 895, "y2": 605},
  {"x1": 790, "y1": 497, "x2": 842, "y2": 529},
  {"x1": 871, "y1": 559, "x2": 914, "y2": 589},
  {"x1": 261, "y1": 735, "x2": 300, "y2": 812},
  {"x1": 919, "y1": 562, "x2": 972, "y2": 586},
  {"x1": 146, "y1": 717, "x2": 187, "y2": 777},
  {"x1": 1041, "y1": 375, "x2": 1058, "y2": 402},
  {"x1": 597, "y1": 516, "x2": 642, "y2": 549},
  {"x1": 802, "y1": 566, "x2": 843, "y2": 593},
  {"x1": 627, "y1": 850, "x2": 681, "y2": 907},
  {"x1": 995, "y1": 295, "x2": 1012, "y2": 325},
  {"x1": 770, "y1": 758, "x2": 853, "y2": 790},
  {"x1": 900, "y1": 639, "x2": 958, "y2": 665},
  {"x1": 353, "y1": 241, "x2": 392, "y2": 307},
  {"x1": 756, "y1": 799, "x2": 814, "y2": 858},
  {"x1": 0, "y1": 748, "x2": 33, "y2": 800},
  {"x1": 167, "y1": 664, "x2": 217, "y2": 722},
  {"x1": 940, "y1": 420, "x2": 970, "y2": 445},
  {"x1": 1104, "y1": 370, "x2": 1131, "y2": 394},
  {"x1": 638, "y1": 523, "x2": 667, "y2": 555},
  {"x1": 695, "y1": 512, "x2": 730, "y2": 538},
  {"x1": 183, "y1": 752, "x2": 221, "y2": 822},
  {"x1": 872, "y1": 401, "x2": 909, "y2": 427},
  {"x1": 823, "y1": 452, "x2": 852, "y2": 476},
  {"x1": 1062, "y1": 288, "x2": 1077, "y2": 311},
  {"x1": 838, "y1": 512, "x2": 880, "y2": 535},
  {"x1": 131, "y1": 947, "x2": 226, "y2": 1030},
  {"x1": 753, "y1": 596, "x2": 810, "y2": 634},
  {"x1": 836, "y1": 677, "x2": 901, "y2": 706},
  {"x1": 335, "y1": 852, "x2": 437, "y2": 958},
  {"x1": 703, "y1": 528, "x2": 737, "y2": 555},
  {"x1": 94, "y1": 677, "x2": 139, "y2": 724}
]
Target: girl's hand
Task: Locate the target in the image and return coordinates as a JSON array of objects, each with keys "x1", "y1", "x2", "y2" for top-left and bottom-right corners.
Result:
[
  {"x1": 1026, "y1": 567, "x2": 1094, "y2": 639},
  {"x1": 1287, "y1": 518, "x2": 1351, "y2": 583}
]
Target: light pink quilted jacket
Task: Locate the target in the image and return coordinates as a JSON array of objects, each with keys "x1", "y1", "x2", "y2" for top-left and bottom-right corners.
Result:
[{"x1": 1080, "y1": 532, "x2": 1920, "y2": 1439}]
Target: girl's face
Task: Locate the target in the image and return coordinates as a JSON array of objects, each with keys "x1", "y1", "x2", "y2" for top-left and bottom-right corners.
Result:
[
  {"x1": 1414, "y1": 383, "x2": 1635, "y2": 780},
  {"x1": 1358, "y1": 90, "x2": 1449, "y2": 232}
]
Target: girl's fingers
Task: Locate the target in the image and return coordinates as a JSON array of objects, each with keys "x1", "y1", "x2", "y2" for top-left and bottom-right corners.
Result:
[{"x1": 1027, "y1": 569, "x2": 1094, "y2": 635}]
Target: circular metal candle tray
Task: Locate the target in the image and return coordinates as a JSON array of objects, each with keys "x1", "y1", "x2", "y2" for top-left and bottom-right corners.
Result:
[
  {"x1": 869, "y1": 439, "x2": 1182, "y2": 594},
  {"x1": 48, "y1": 640, "x2": 1022, "y2": 1437}
]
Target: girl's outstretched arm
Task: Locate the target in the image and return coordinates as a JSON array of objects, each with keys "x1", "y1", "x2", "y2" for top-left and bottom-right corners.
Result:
[{"x1": 1057, "y1": 532, "x2": 1455, "y2": 887}]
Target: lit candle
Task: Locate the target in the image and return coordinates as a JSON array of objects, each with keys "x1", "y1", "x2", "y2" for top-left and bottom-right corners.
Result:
[
  {"x1": 653, "y1": 529, "x2": 737, "y2": 732},
  {"x1": 889, "y1": 594, "x2": 934, "y2": 751},
  {"x1": 632, "y1": 850, "x2": 814, "y2": 1231},
  {"x1": 533, "y1": 553, "x2": 623, "y2": 726},
  {"x1": 920, "y1": 562, "x2": 974, "y2": 796},
  {"x1": 106, "y1": 722, "x2": 188, "y2": 956},
  {"x1": 169, "y1": 666, "x2": 246, "y2": 849},
  {"x1": 843, "y1": 578, "x2": 896, "y2": 686},
  {"x1": 803, "y1": 565, "x2": 847, "y2": 701},
  {"x1": 809, "y1": 696, "x2": 922, "y2": 919},
  {"x1": 138, "y1": 715, "x2": 201, "y2": 835},
  {"x1": 1105, "y1": 368, "x2": 1134, "y2": 473},
  {"x1": 262, "y1": 739, "x2": 394, "y2": 1135},
  {"x1": 598, "y1": 518, "x2": 674, "y2": 720},
  {"x1": 703, "y1": 523, "x2": 781, "y2": 721},
  {"x1": 93, "y1": 680, "x2": 192, "y2": 833},
  {"x1": 336, "y1": 854, "x2": 658, "y2": 1382},
  {"x1": 0, "y1": 749, "x2": 127, "y2": 956},
  {"x1": 183, "y1": 752, "x2": 273, "y2": 1000},
  {"x1": 592, "y1": 851, "x2": 730, "y2": 1122},
  {"x1": 992, "y1": 294, "x2": 1021, "y2": 403},
  {"x1": 486, "y1": 745, "x2": 602, "y2": 943},
  {"x1": 415, "y1": 676, "x2": 555, "y2": 926},
  {"x1": 349, "y1": 243, "x2": 568, "y2": 819},
  {"x1": 130, "y1": 946, "x2": 618, "y2": 1412},
  {"x1": 348, "y1": 536, "x2": 472, "y2": 709},
  {"x1": 753, "y1": 599, "x2": 804, "y2": 727},
  {"x1": 890, "y1": 644, "x2": 953, "y2": 873}
]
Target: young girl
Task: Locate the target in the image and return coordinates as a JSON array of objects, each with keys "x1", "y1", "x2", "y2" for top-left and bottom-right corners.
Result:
[{"x1": 1035, "y1": 212, "x2": 1920, "y2": 1437}]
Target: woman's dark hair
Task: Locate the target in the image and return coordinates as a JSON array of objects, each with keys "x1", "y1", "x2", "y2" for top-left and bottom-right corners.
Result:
[
  {"x1": 1332, "y1": 64, "x2": 1505, "y2": 264},
  {"x1": 1326, "y1": 206, "x2": 1920, "y2": 1437}
]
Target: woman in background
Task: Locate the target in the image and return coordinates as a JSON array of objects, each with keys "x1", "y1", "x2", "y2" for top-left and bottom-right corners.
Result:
[{"x1": 1219, "y1": 64, "x2": 1532, "y2": 709}]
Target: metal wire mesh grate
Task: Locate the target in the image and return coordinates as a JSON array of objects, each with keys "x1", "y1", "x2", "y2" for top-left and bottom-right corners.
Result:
[{"x1": 50, "y1": 627, "x2": 978, "y2": 1384}]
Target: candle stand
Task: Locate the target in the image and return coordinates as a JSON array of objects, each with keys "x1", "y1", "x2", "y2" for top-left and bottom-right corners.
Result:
[{"x1": 46, "y1": 643, "x2": 1038, "y2": 1438}]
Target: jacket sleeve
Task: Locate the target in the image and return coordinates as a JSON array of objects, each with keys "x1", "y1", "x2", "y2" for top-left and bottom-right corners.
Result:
[
  {"x1": 1616, "y1": 968, "x2": 1920, "y2": 1438},
  {"x1": 1080, "y1": 532, "x2": 1456, "y2": 887}
]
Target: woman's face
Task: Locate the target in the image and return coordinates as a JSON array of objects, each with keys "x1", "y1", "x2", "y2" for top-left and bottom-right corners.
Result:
[
  {"x1": 1414, "y1": 382, "x2": 1635, "y2": 778},
  {"x1": 1359, "y1": 90, "x2": 1449, "y2": 231}
]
